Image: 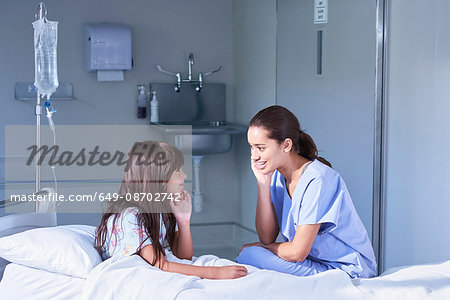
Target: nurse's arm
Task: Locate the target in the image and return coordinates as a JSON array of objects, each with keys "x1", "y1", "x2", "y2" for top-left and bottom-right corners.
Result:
[
  {"x1": 255, "y1": 181, "x2": 280, "y2": 244},
  {"x1": 261, "y1": 223, "x2": 320, "y2": 262}
]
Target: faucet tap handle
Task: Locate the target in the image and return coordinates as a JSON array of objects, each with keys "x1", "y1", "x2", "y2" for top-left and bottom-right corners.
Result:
[
  {"x1": 157, "y1": 65, "x2": 178, "y2": 76},
  {"x1": 203, "y1": 65, "x2": 222, "y2": 76}
]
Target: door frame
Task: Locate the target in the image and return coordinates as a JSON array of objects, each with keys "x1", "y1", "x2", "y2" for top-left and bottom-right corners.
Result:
[{"x1": 373, "y1": 0, "x2": 388, "y2": 275}]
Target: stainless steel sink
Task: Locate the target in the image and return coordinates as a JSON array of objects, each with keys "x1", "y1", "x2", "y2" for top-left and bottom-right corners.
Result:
[{"x1": 152, "y1": 121, "x2": 247, "y2": 155}]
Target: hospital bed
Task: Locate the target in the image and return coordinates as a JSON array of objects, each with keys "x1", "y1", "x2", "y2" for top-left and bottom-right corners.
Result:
[{"x1": 0, "y1": 213, "x2": 449, "y2": 300}]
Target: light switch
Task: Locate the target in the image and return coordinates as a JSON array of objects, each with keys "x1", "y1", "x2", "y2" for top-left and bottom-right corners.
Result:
[{"x1": 314, "y1": 0, "x2": 328, "y2": 24}]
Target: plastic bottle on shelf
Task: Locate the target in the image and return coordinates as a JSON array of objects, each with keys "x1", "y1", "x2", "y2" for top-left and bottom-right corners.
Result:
[
  {"x1": 137, "y1": 85, "x2": 147, "y2": 119},
  {"x1": 150, "y1": 91, "x2": 159, "y2": 123}
]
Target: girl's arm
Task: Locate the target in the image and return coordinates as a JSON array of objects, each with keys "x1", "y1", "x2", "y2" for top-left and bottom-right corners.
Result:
[
  {"x1": 255, "y1": 180, "x2": 279, "y2": 245},
  {"x1": 261, "y1": 223, "x2": 320, "y2": 262},
  {"x1": 139, "y1": 245, "x2": 247, "y2": 279},
  {"x1": 172, "y1": 221, "x2": 193, "y2": 260},
  {"x1": 170, "y1": 190, "x2": 194, "y2": 260}
]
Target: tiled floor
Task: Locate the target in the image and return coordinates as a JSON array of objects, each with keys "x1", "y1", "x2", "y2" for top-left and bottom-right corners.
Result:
[{"x1": 193, "y1": 246, "x2": 240, "y2": 261}]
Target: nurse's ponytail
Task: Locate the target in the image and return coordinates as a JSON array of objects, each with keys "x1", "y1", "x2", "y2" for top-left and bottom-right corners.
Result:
[
  {"x1": 296, "y1": 129, "x2": 332, "y2": 168},
  {"x1": 249, "y1": 105, "x2": 332, "y2": 168}
]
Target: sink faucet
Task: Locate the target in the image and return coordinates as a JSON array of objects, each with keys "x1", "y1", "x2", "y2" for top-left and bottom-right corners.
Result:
[
  {"x1": 188, "y1": 53, "x2": 194, "y2": 81},
  {"x1": 156, "y1": 53, "x2": 222, "y2": 92}
]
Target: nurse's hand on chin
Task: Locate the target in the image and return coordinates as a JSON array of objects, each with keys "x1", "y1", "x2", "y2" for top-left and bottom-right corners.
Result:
[{"x1": 251, "y1": 160, "x2": 275, "y2": 186}]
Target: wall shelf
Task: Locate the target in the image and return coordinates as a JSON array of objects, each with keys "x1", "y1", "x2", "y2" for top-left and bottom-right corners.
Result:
[{"x1": 15, "y1": 82, "x2": 75, "y2": 100}]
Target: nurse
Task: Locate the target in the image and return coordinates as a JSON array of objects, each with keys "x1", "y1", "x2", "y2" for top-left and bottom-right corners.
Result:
[{"x1": 235, "y1": 105, "x2": 377, "y2": 278}]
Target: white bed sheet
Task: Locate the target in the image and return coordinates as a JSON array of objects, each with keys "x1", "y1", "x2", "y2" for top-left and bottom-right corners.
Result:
[
  {"x1": 1, "y1": 256, "x2": 449, "y2": 300},
  {"x1": 83, "y1": 254, "x2": 450, "y2": 300},
  {"x1": 0, "y1": 263, "x2": 84, "y2": 300},
  {"x1": 356, "y1": 260, "x2": 450, "y2": 299}
]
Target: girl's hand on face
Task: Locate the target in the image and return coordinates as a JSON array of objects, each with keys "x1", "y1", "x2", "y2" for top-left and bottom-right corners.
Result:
[
  {"x1": 170, "y1": 190, "x2": 192, "y2": 225},
  {"x1": 250, "y1": 160, "x2": 274, "y2": 186}
]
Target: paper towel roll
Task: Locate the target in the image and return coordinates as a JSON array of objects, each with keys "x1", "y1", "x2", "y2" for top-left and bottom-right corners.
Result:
[{"x1": 97, "y1": 70, "x2": 124, "y2": 81}]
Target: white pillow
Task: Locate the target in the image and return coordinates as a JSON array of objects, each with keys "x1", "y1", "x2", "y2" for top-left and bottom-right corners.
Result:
[{"x1": 0, "y1": 225, "x2": 102, "y2": 278}]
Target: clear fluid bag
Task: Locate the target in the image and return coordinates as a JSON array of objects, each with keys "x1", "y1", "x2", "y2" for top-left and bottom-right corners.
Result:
[{"x1": 33, "y1": 17, "x2": 59, "y2": 99}]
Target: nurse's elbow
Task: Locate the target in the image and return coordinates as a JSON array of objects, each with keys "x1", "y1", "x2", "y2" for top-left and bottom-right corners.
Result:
[
  {"x1": 289, "y1": 250, "x2": 308, "y2": 262},
  {"x1": 295, "y1": 255, "x2": 307, "y2": 263}
]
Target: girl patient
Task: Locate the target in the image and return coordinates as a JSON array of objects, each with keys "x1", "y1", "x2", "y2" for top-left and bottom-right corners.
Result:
[{"x1": 95, "y1": 141, "x2": 247, "y2": 279}]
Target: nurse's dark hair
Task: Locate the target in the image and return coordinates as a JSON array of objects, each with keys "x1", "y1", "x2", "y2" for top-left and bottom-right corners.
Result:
[{"x1": 249, "y1": 105, "x2": 332, "y2": 168}]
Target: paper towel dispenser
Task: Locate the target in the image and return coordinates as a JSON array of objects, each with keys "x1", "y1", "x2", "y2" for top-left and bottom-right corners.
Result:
[{"x1": 84, "y1": 23, "x2": 132, "y2": 80}]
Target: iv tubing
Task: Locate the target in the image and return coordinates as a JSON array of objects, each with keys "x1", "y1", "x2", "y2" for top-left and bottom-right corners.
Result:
[{"x1": 35, "y1": 91, "x2": 41, "y2": 213}]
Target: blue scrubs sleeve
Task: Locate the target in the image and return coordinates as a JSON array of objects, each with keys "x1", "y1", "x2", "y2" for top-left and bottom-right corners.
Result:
[{"x1": 297, "y1": 176, "x2": 343, "y2": 234}]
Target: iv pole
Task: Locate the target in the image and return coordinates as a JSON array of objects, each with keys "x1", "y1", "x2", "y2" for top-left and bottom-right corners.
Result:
[{"x1": 34, "y1": 2, "x2": 46, "y2": 212}]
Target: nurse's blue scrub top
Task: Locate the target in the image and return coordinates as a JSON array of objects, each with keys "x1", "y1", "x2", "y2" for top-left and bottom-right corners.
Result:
[{"x1": 271, "y1": 159, "x2": 377, "y2": 278}]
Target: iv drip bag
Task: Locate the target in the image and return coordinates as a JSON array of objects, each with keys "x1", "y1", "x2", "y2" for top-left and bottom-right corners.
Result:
[{"x1": 33, "y1": 17, "x2": 59, "y2": 99}]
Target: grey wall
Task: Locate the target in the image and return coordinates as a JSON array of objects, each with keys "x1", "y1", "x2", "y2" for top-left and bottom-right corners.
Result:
[
  {"x1": 383, "y1": 0, "x2": 450, "y2": 270},
  {"x1": 232, "y1": 0, "x2": 277, "y2": 228},
  {"x1": 276, "y1": 0, "x2": 377, "y2": 238},
  {"x1": 0, "y1": 0, "x2": 235, "y2": 225}
]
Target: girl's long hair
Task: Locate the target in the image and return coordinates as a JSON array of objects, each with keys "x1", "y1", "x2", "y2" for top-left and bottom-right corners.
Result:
[
  {"x1": 94, "y1": 141, "x2": 184, "y2": 266},
  {"x1": 249, "y1": 105, "x2": 332, "y2": 168}
]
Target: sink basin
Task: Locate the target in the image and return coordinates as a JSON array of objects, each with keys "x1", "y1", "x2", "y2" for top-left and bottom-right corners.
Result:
[{"x1": 151, "y1": 121, "x2": 247, "y2": 155}]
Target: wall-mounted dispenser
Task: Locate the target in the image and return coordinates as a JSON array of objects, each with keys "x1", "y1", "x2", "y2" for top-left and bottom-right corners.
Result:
[{"x1": 84, "y1": 23, "x2": 132, "y2": 81}]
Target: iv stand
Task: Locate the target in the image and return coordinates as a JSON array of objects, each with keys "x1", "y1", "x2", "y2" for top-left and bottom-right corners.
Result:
[{"x1": 34, "y1": 2, "x2": 46, "y2": 212}]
